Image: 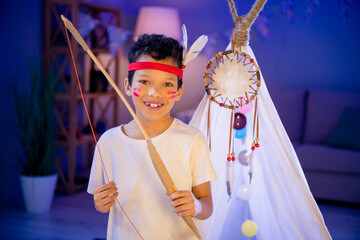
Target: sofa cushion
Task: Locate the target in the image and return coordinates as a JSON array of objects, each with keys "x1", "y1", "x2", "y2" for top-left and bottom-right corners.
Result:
[
  {"x1": 269, "y1": 89, "x2": 306, "y2": 143},
  {"x1": 325, "y1": 107, "x2": 360, "y2": 150},
  {"x1": 296, "y1": 144, "x2": 360, "y2": 175},
  {"x1": 303, "y1": 171, "x2": 360, "y2": 204},
  {"x1": 304, "y1": 90, "x2": 360, "y2": 144}
]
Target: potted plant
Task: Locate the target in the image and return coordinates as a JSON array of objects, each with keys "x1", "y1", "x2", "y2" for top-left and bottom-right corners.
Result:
[{"x1": 11, "y1": 59, "x2": 58, "y2": 213}]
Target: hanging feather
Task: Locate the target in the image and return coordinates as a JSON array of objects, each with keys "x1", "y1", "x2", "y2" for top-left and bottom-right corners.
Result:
[
  {"x1": 248, "y1": 150, "x2": 254, "y2": 184},
  {"x1": 184, "y1": 35, "x2": 208, "y2": 66},
  {"x1": 226, "y1": 180, "x2": 232, "y2": 201},
  {"x1": 226, "y1": 157, "x2": 232, "y2": 199},
  {"x1": 231, "y1": 161, "x2": 235, "y2": 193},
  {"x1": 182, "y1": 24, "x2": 188, "y2": 60}
]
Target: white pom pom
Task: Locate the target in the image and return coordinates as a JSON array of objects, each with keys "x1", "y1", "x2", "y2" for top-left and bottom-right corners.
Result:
[
  {"x1": 213, "y1": 56, "x2": 252, "y2": 101},
  {"x1": 237, "y1": 184, "x2": 252, "y2": 200}
]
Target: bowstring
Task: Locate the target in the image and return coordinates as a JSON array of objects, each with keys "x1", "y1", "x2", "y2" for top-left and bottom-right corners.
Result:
[{"x1": 63, "y1": 22, "x2": 144, "y2": 240}]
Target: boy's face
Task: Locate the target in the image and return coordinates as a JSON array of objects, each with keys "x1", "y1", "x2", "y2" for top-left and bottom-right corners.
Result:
[{"x1": 125, "y1": 55, "x2": 183, "y2": 122}]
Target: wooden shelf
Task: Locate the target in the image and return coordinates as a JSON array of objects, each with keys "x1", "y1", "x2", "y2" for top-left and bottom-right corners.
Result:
[
  {"x1": 48, "y1": 46, "x2": 112, "y2": 54},
  {"x1": 79, "y1": 1, "x2": 121, "y2": 13},
  {"x1": 55, "y1": 91, "x2": 117, "y2": 100},
  {"x1": 44, "y1": 0, "x2": 121, "y2": 194},
  {"x1": 56, "y1": 134, "x2": 99, "y2": 147}
]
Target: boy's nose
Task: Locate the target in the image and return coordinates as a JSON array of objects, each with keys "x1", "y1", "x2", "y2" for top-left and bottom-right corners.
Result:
[{"x1": 147, "y1": 85, "x2": 161, "y2": 97}]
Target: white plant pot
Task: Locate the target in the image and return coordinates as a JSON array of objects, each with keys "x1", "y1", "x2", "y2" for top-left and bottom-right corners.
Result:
[{"x1": 20, "y1": 174, "x2": 58, "y2": 213}]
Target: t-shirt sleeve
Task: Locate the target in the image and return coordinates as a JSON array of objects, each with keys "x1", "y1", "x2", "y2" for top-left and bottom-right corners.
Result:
[
  {"x1": 189, "y1": 132, "x2": 217, "y2": 187},
  {"x1": 87, "y1": 140, "x2": 106, "y2": 194}
]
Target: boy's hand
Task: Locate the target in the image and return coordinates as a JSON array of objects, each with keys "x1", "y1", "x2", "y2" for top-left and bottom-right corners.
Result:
[
  {"x1": 169, "y1": 191, "x2": 202, "y2": 217},
  {"x1": 93, "y1": 181, "x2": 119, "y2": 213}
]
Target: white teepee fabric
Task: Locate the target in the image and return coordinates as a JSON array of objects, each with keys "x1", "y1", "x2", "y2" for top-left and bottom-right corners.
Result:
[{"x1": 190, "y1": 45, "x2": 331, "y2": 240}]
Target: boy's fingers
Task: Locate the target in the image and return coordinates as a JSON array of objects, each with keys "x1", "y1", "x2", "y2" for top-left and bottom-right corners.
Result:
[
  {"x1": 96, "y1": 192, "x2": 119, "y2": 212},
  {"x1": 171, "y1": 196, "x2": 194, "y2": 207},
  {"x1": 177, "y1": 210, "x2": 194, "y2": 217},
  {"x1": 96, "y1": 186, "x2": 117, "y2": 198},
  {"x1": 93, "y1": 181, "x2": 116, "y2": 194},
  {"x1": 94, "y1": 187, "x2": 118, "y2": 202},
  {"x1": 93, "y1": 182, "x2": 118, "y2": 213},
  {"x1": 103, "y1": 200, "x2": 116, "y2": 210},
  {"x1": 97, "y1": 199, "x2": 116, "y2": 213},
  {"x1": 174, "y1": 205, "x2": 195, "y2": 217},
  {"x1": 101, "y1": 192, "x2": 119, "y2": 206},
  {"x1": 169, "y1": 190, "x2": 190, "y2": 201},
  {"x1": 174, "y1": 204, "x2": 193, "y2": 213}
]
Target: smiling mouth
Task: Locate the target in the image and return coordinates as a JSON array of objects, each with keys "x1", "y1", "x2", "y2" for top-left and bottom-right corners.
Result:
[{"x1": 144, "y1": 102, "x2": 164, "y2": 110}]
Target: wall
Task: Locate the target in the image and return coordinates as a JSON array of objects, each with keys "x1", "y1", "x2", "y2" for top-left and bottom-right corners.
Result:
[
  {"x1": 251, "y1": 2, "x2": 360, "y2": 92},
  {"x1": 0, "y1": 0, "x2": 43, "y2": 208}
]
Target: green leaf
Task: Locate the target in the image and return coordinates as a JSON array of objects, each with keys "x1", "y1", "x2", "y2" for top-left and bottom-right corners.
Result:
[{"x1": 8, "y1": 57, "x2": 57, "y2": 176}]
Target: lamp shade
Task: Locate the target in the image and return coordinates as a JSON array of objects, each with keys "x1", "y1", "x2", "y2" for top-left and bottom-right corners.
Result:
[{"x1": 133, "y1": 7, "x2": 181, "y2": 41}]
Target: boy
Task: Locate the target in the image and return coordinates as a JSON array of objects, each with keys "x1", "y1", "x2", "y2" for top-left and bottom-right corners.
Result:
[{"x1": 87, "y1": 34, "x2": 216, "y2": 239}]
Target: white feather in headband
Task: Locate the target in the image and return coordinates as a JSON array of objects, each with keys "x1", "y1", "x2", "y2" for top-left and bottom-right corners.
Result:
[{"x1": 182, "y1": 24, "x2": 208, "y2": 66}]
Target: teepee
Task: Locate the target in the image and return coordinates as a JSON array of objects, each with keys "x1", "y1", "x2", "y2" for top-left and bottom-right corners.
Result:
[{"x1": 191, "y1": 1, "x2": 332, "y2": 239}]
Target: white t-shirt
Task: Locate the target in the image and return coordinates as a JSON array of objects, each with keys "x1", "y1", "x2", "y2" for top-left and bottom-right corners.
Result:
[{"x1": 87, "y1": 119, "x2": 216, "y2": 240}]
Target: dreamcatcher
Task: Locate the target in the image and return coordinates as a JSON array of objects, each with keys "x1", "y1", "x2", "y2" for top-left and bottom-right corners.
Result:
[
  {"x1": 204, "y1": 50, "x2": 260, "y2": 198},
  {"x1": 204, "y1": 0, "x2": 266, "y2": 195}
]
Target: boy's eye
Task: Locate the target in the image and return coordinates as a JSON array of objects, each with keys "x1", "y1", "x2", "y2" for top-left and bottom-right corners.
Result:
[
  {"x1": 139, "y1": 80, "x2": 149, "y2": 85},
  {"x1": 164, "y1": 82, "x2": 174, "y2": 87}
]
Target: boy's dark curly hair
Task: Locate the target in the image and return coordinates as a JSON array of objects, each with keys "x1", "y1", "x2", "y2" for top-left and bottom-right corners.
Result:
[{"x1": 128, "y1": 34, "x2": 183, "y2": 89}]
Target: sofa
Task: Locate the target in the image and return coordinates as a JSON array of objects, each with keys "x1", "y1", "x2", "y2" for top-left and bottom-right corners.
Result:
[
  {"x1": 270, "y1": 89, "x2": 360, "y2": 204},
  {"x1": 175, "y1": 89, "x2": 360, "y2": 204}
]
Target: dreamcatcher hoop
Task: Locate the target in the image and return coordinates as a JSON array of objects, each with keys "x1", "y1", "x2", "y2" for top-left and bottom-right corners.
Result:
[{"x1": 204, "y1": 50, "x2": 261, "y2": 109}]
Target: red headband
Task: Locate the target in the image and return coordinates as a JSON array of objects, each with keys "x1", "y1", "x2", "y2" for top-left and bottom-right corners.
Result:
[{"x1": 128, "y1": 62, "x2": 183, "y2": 79}]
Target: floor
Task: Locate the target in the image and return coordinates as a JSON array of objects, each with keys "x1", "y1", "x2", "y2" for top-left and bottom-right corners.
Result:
[
  {"x1": 318, "y1": 201, "x2": 360, "y2": 240},
  {"x1": 0, "y1": 191, "x2": 359, "y2": 240},
  {"x1": 0, "y1": 191, "x2": 107, "y2": 240}
]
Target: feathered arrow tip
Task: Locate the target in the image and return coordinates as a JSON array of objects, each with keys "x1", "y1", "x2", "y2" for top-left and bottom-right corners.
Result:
[{"x1": 182, "y1": 24, "x2": 208, "y2": 66}]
